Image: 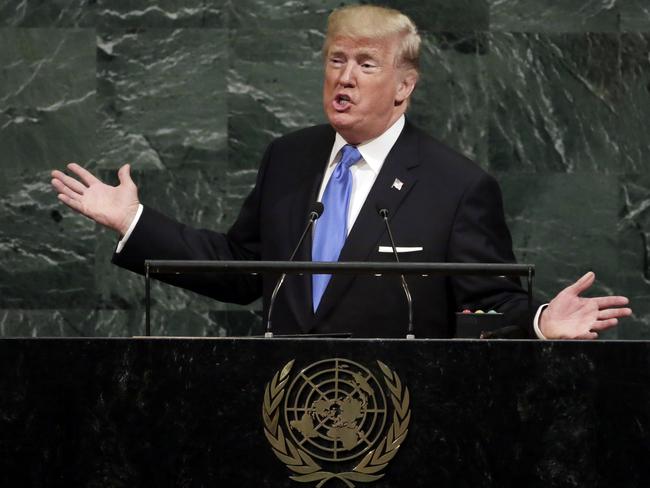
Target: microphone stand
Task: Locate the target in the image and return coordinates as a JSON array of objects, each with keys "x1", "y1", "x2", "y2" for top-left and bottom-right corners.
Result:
[
  {"x1": 265, "y1": 203, "x2": 324, "y2": 338},
  {"x1": 378, "y1": 208, "x2": 415, "y2": 339}
]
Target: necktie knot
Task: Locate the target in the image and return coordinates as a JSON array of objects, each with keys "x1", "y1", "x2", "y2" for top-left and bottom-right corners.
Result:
[{"x1": 337, "y1": 144, "x2": 362, "y2": 172}]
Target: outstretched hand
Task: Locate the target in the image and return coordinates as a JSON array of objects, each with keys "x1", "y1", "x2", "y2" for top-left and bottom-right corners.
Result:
[
  {"x1": 539, "y1": 272, "x2": 632, "y2": 339},
  {"x1": 51, "y1": 163, "x2": 140, "y2": 236}
]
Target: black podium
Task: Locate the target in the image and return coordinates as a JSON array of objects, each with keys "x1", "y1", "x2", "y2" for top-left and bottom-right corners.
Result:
[{"x1": 0, "y1": 338, "x2": 648, "y2": 488}]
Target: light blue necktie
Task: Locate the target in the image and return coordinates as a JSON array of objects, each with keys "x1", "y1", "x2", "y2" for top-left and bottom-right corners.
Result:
[{"x1": 312, "y1": 144, "x2": 362, "y2": 311}]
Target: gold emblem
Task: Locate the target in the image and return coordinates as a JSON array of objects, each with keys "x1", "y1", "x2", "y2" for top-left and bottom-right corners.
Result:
[{"x1": 262, "y1": 358, "x2": 411, "y2": 487}]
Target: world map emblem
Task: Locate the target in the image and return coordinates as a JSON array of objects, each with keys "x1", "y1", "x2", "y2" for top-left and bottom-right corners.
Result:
[{"x1": 262, "y1": 358, "x2": 411, "y2": 487}]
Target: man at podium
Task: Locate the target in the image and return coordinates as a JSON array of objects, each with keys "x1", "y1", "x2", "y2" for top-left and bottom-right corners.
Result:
[{"x1": 50, "y1": 5, "x2": 630, "y2": 339}]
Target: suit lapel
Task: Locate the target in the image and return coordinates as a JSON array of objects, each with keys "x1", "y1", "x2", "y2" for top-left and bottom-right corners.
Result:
[{"x1": 313, "y1": 122, "x2": 421, "y2": 324}]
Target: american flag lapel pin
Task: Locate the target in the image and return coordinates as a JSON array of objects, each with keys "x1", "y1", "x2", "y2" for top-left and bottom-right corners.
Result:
[{"x1": 391, "y1": 178, "x2": 404, "y2": 191}]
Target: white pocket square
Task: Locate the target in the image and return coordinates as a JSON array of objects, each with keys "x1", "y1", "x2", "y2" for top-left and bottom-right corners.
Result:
[{"x1": 378, "y1": 246, "x2": 423, "y2": 253}]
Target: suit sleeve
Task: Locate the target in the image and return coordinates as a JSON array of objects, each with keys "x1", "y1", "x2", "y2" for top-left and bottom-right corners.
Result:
[
  {"x1": 111, "y1": 141, "x2": 276, "y2": 305},
  {"x1": 446, "y1": 172, "x2": 538, "y2": 337}
]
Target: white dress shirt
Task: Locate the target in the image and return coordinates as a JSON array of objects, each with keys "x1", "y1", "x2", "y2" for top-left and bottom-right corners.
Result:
[{"x1": 317, "y1": 115, "x2": 405, "y2": 234}]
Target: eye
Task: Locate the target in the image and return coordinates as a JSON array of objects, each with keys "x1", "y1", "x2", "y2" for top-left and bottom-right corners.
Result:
[
  {"x1": 329, "y1": 57, "x2": 345, "y2": 66},
  {"x1": 360, "y1": 62, "x2": 378, "y2": 71}
]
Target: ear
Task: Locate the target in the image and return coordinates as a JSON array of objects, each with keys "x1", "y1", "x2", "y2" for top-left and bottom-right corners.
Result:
[{"x1": 394, "y1": 69, "x2": 418, "y2": 105}]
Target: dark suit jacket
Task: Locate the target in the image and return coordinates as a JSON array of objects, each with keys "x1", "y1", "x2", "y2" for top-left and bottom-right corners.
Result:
[{"x1": 113, "y1": 121, "x2": 534, "y2": 338}]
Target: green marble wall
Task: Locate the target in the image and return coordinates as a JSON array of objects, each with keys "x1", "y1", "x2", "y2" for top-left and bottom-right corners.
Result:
[{"x1": 0, "y1": 1, "x2": 648, "y2": 338}]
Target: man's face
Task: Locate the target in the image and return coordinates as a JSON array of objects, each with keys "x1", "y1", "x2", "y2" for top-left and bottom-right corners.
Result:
[{"x1": 323, "y1": 35, "x2": 415, "y2": 144}]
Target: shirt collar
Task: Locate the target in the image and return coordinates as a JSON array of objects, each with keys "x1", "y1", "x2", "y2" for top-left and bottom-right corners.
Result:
[{"x1": 328, "y1": 115, "x2": 406, "y2": 175}]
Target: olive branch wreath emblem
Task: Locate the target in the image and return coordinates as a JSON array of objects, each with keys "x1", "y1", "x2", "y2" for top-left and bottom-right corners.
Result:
[{"x1": 262, "y1": 359, "x2": 411, "y2": 488}]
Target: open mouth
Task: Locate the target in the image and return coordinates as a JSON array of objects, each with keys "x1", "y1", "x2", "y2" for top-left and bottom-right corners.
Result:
[{"x1": 333, "y1": 94, "x2": 352, "y2": 111}]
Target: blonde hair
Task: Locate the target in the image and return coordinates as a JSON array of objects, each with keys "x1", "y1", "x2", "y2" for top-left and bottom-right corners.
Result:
[{"x1": 323, "y1": 5, "x2": 421, "y2": 71}]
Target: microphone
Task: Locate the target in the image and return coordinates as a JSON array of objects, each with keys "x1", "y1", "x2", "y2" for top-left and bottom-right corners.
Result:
[
  {"x1": 376, "y1": 203, "x2": 415, "y2": 339},
  {"x1": 265, "y1": 202, "x2": 324, "y2": 338}
]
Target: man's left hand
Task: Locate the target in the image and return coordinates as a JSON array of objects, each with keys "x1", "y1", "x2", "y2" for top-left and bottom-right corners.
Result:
[{"x1": 539, "y1": 271, "x2": 632, "y2": 339}]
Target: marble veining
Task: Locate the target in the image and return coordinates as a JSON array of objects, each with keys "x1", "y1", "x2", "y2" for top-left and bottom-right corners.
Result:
[{"x1": 0, "y1": 1, "x2": 649, "y2": 337}]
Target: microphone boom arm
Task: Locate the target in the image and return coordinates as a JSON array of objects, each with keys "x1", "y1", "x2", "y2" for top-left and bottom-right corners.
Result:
[
  {"x1": 265, "y1": 204, "x2": 324, "y2": 338},
  {"x1": 378, "y1": 208, "x2": 415, "y2": 339}
]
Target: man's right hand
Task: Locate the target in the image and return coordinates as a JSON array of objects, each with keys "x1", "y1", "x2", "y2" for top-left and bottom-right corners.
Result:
[{"x1": 51, "y1": 163, "x2": 140, "y2": 236}]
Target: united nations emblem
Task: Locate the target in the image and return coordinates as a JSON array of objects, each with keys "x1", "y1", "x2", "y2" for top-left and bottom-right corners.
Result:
[{"x1": 262, "y1": 358, "x2": 410, "y2": 487}]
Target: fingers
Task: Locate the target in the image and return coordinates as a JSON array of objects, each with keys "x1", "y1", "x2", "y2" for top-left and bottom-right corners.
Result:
[
  {"x1": 597, "y1": 307, "x2": 632, "y2": 321},
  {"x1": 66, "y1": 162, "x2": 100, "y2": 186},
  {"x1": 581, "y1": 305, "x2": 630, "y2": 337},
  {"x1": 576, "y1": 331, "x2": 599, "y2": 340},
  {"x1": 117, "y1": 163, "x2": 133, "y2": 186},
  {"x1": 594, "y1": 296, "x2": 630, "y2": 309},
  {"x1": 565, "y1": 271, "x2": 595, "y2": 296},
  {"x1": 52, "y1": 178, "x2": 82, "y2": 201},
  {"x1": 590, "y1": 318, "x2": 619, "y2": 331},
  {"x1": 57, "y1": 193, "x2": 84, "y2": 214},
  {"x1": 51, "y1": 170, "x2": 87, "y2": 195}
]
